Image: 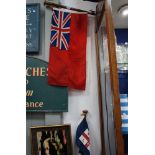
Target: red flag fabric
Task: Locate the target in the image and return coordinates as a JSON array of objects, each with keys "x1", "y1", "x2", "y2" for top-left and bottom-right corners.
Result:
[{"x1": 48, "y1": 8, "x2": 88, "y2": 90}]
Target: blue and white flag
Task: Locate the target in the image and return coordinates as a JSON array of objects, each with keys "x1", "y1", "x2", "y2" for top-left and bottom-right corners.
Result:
[
  {"x1": 120, "y1": 94, "x2": 128, "y2": 134},
  {"x1": 76, "y1": 116, "x2": 90, "y2": 155}
]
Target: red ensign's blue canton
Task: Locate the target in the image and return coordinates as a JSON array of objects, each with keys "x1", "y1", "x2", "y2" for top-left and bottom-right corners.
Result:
[{"x1": 50, "y1": 9, "x2": 71, "y2": 51}]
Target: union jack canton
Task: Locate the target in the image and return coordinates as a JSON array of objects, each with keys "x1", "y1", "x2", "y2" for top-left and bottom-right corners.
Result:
[{"x1": 50, "y1": 9, "x2": 71, "y2": 51}]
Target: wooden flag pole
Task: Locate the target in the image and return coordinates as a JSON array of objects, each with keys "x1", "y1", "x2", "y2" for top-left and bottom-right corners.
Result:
[
  {"x1": 104, "y1": 0, "x2": 125, "y2": 154},
  {"x1": 95, "y1": 28, "x2": 106, "y2": 155},
  {"x1": 95, "y1": 0, "x2": 125, "y2": 154},
  {"x1": 44, "y1": 0, "x2": 96, "y2": 15},
  {"x1": 81, "y1": 110, "x2": 88, "y2": 117}
]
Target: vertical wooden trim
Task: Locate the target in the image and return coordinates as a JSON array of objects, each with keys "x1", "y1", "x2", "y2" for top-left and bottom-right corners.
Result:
[
  {"x1": 96, "y1": 1, "x2": 105, "y2": 32},
  {"x1": 95, "y1": 31, "x2": 106, "y2": 155},
  {"x1": 104, "y1": 0, "x2": 125, "y2": 155}
]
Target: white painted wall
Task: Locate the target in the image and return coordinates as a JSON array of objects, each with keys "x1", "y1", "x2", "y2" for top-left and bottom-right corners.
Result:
[
  {"x1": 63, "y1": 17, "x2": 101, "y2": 155},
  {"x1": 58, "y1": 1, "x2": 102, "y2": 154}
]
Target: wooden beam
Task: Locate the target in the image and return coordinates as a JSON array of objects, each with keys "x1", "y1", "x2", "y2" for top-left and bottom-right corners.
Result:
[
  {"x1": 44, "y1": 0, "x2": 96, "y2": 15},
  {"x1": 96, "y1": 1, "x2": 105, "y2": 32},
  {"x1": 104, "y1": 0, "x2": 125, "y2": 155},
  {"x1": 95, "y1": 30, "x2": 106, "y2": 155}
]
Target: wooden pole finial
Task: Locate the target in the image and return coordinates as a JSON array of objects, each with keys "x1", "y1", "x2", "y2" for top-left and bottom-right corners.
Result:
[{"x1": 81, "y1": 110, "x2": 88, "y2": 117}]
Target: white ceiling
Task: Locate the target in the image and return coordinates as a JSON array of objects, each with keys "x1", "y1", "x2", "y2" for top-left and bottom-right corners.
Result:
[
  {"x1": 60, "y1": 0, "x2": 128, "y2": 28},
  {"x1": 78, "y1": 0, "x2": 128, "y2": 28},
  {"x1": 111, "y1": 0, "x2": 128, "y2": 28}
]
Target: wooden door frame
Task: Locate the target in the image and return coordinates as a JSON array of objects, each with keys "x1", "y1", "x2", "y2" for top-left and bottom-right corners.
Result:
[{"x1": 95, "y1": 0, "x2": 125, "y2": 155}]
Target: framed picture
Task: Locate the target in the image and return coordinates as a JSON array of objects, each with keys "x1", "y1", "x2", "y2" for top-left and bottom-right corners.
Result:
[{"x1": 30, "y1": 124, "x2": 73, "y2": 155}]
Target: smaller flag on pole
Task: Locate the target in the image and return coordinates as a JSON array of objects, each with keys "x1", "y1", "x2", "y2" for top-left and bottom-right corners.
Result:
[{"x1": 76, "y1": 111, "x2": 90, "y2": 155}]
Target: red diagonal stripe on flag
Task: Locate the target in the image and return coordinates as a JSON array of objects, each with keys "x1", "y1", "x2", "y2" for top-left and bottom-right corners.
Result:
[
  {"x1": 62, "y1": 34, "x2": 69, "y2": 49},
  {"x1": 85, "y1": 141, "x2": 90, "y2": 149},
  {"x1": 51, "y1": 31, "x2": 58, "y2": 44},
  {"x1": 62, "y1": 14, "x2": 71, "y2": 28},
  {"x1": 82, "y1": 132, "x2": 90, "y2": 143},
  {"x1": 52, "y1": 11, "x2": 58, "y2": 25}
]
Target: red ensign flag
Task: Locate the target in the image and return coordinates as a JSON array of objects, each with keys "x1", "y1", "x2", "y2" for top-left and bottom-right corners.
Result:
[{"x1": 48, "y1": 8, "x2": 88, "y2": 90}]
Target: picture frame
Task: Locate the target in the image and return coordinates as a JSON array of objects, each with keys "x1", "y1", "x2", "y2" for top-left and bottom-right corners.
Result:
[{"x1": 30, "y1": 124, "x2": 73, "y2": 155}]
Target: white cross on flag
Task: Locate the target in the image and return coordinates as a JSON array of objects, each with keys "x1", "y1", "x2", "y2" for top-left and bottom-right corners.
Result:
[
  {"x1": 76, "y1": 116, "x2": 90, "y2": 155},
  {"x1": 79, "y1": 129, "x2": 90, "y2": 151}
]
